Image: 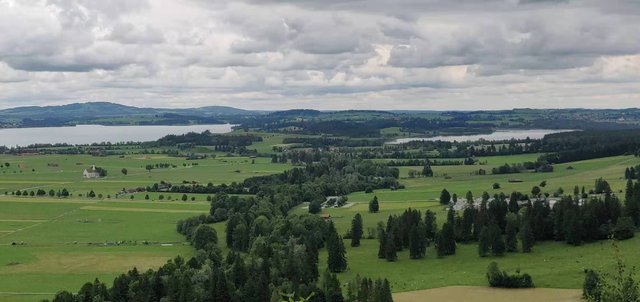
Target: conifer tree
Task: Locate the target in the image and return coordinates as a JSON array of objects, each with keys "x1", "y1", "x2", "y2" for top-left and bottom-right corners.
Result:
[
  {"x1": 520, "y1": 209, "x2": 535, "y2": 253},
  {"x1": 409, "y1": 224, "x2": 426, "y2": 259},
  {"x1": 440, "y1": 189, "x2": 451, "y2": 205},
  {"x1": 478, "y1": 225, "x2": 490, "y2": 257},
  {"x1": 385, "y1": 232, "x2": 397, "y2": 262},
  {"x1": 490, "y1": 222, "x2": 506, "y2": 256},
  {"x1": 351, "y1": 213, "x2": 363, "y2": 247},
  {"x1": 369, "y1": 196, "x2": 380, "y2": 213},
  {"x1": 505, "y1": 213, "x2": 518, "y2": 252},
  {"x1": 327, "y1": 222, "x2": 347, "y2": 272}
]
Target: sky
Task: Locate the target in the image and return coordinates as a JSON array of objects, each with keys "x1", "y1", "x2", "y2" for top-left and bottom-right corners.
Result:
[{"x1": 0, "y1": 0, "x2": 639, "y2": 110}]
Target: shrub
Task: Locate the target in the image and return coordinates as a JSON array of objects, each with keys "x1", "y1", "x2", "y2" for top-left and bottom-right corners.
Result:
[{"x1": 486, "y1": 262, "x2": 534, "y2": 288}]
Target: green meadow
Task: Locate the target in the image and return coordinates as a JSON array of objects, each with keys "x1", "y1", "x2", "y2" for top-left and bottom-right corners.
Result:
[{"x1": 0, "y1": 151, "x2": 639, "y2": 301}]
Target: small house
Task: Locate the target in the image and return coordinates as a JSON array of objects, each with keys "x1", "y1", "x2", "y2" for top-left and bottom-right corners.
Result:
[{"x1": 83, "y1": 165, "x2": 101, "y2": 179}]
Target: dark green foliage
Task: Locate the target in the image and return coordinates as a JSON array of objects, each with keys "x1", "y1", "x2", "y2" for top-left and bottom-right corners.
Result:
[
  {"x1": 369, "y1": 196, "x2": 380, "y2": 213},
  {"x1": 191, "y1": 224, "x2": 218, "y2": 250},
  {"x1": 422, "y1": 164, "x2": 433, "y2": 177},
  {"x1": 409, "y1": 223, "x2": 426, "y2": 259},
  {"x1": 614, "y1": 216, "x2": 635, "y2": 240},
  {"x1": 309, "y1": 200, "x2": 322, "y2": 214},
  {"x1": 351, "y1": 213, "x2": 363, "y2": 247},
  {"x1": 520, "y1": 209, "x2": 534, "y2": 253},
  {"x1": 384, "y1": 232, "x2": 397, "y2": 262},
  {"x1": 478, "y1": 226, "x2": 490, "y2": 257},
  {"x1": 486, "y1": 262, "x2": 534, "y2": 288},
  {"x1": 490, "y1": 222, "x2": 506, "y2": 256},
  {"x1": 583, "y1": 269, "x2": 601, "y2": 301},
  {"x1": 436, "y1": 222, "x2": 456, "y2": 257},
  {"x1": 377, "y1": 224, "x2": 387, "y2": 259},
  {"x1": 439, "y1": 189, "x2": 451, "y2": 205},
  {"x1": 424, "y1": 210, "x2": 437, "y2": 244},
  {"x1": 327, "y1": 222, "x2": 347, "y2": 273},
  {"x1": 505, "y1": 213, "x2": 518, "y2": 252},
  {"x1": 322, "y1": 271, "x2": 344, "y2": 302}
]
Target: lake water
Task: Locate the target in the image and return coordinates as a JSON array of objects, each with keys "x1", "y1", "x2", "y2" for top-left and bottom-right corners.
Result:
[
  {"x1": 0, "y1": 124, "x2": 234, "y2": 147},
  {"x1": 389, "y1": 129, "x2": 576, "y2": 144}
]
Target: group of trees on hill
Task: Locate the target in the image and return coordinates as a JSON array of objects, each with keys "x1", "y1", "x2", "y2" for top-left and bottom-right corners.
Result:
[{"x1": 374, "y1": 178, "x2": 640, "y2": 265}]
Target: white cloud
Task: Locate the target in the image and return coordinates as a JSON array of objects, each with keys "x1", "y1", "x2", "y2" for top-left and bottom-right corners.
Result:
[{"x1": 0, "y1": 0, "x2": 639, "y2": 110}]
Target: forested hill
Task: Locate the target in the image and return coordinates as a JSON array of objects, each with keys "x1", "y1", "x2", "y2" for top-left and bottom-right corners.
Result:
[{"x1": 0, "y1": 102, "x2": 262, "y2": 128}]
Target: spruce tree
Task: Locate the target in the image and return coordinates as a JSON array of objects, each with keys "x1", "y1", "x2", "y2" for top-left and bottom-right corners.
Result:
[
  {"x1": 327, "y1": 222, "x2": 347, "y2": 272},
  {"x1": 478, "y1": 225, "x2": 490, "y2": 257},
  {"x1": 625, "y1": 179, "x2": 639, "y2": 226},
  {"x1": 377, "y1": 228, "x2": 387, "y2": 259},
  {"x1": 384, "y1": 232, "x2": 397, "y2": 262},
  {"x1": 369, "y1": 196, "x2": 380, "y2": 213},
  {"x1": 505, "y1": 213, "x2": 518, "y2": 252},
  {"x1": 424, "y1": 210, "x2": 437, "y2": 243},
  {"x1": 408, "y1": 224, "x2": 425, "y2": 259},
  {"x1": 520, "y1": 210, "x2": 535, "y2": 253},
  {"x1": 381, "y1": 279, "x2": 393, "y2": 302},
  {"x1": 351, "y1": 213, "x2": 363, "y2": 247},
  {"x1": 440, "y1": 189, "x2": 451, "y2": 205},
  {"x1": 321, "y1": 270, "x2": 344, "y2": 302},
  {"x1": 490, "y1": 222, "x2": 506, "y2": 256}
]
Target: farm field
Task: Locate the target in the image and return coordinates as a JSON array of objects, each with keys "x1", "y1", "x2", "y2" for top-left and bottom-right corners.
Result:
[
  {"x1": 348, "y1": 154, "x2": 640, "y2": 204},
  {"x1": 0, "y1": 197, "x2": 209, "y2": 302},
  {"x1": 0, "y1": 151, "x2": 639, "y2": 300},
  {"x1": 0, "y1": 154, "x2": 291, "y2": 198},
  {"x1": 0, "y1": 154, "x2": 291, "y2": 301}
]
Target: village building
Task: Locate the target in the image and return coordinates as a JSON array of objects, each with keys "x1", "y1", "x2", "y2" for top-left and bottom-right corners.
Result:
[{"x1": 83, "y1": 165, "x2": 102, "y2": 179}]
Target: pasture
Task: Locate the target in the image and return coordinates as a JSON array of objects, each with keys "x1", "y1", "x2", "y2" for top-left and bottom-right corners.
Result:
[{"x1": 0, "y1": 151, "x2": 639, "y2": 300}]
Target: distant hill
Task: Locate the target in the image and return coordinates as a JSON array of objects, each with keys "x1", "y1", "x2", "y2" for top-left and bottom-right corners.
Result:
[
  {"x1": 0, "y1": 102, "x2": 259, "y2": 119},
  {"x1": 0, "y1": 102, "x2": 264, "y2": 128}
]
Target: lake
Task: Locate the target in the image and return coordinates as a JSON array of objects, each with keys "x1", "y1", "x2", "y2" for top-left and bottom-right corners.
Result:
[
  {"x1": 0, "y1": 124, "x2": 234, "y2": 147},
  {"x1": 388, "y1": 129, "x2": 576, "y2": 144}
]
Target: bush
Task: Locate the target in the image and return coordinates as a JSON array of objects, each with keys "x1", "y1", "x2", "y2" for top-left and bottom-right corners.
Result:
[
  {"x1": 614, "y1": 216, "x2": 635, "y2": 240},
  {"x1": 486, "y1": 262, "x2": 534, "y2": 288},
  {"x1": 583, "y1": 269, "x2": 601, "y2": 301},
  {"x1": 191, "y1": 224, "x2": 218, "y2": 250}
]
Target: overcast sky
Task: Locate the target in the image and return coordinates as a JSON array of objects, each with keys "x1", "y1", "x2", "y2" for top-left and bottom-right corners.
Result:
[{"x1": 0, "y1": 0, "x2": 639, "y2": 110}]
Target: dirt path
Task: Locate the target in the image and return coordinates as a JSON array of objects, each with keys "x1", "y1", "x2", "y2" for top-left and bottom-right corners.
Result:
[{"x1": 393, "y1": 286, "x2": 582, "y2": 302}]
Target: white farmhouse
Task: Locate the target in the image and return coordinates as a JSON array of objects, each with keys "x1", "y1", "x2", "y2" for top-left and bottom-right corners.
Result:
[{"x1": 83, "y1": 165, "x2": 101, "y2": 179}]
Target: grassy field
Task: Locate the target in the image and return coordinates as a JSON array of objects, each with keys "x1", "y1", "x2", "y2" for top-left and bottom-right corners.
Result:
[
  {"x1": 348, "y1": 154, "x2": 639, "y2": 204},
  {"x1": 0, "y1": 153, "x2": 291, "y2": 301},
  {"x1": 1, "y1": 151, "x2": 639, "y2": 300},
  {"x1": 0, "y1": 154, "x2": 290, "y2": 198},
  {"x1": 0, "y1": 197, "x2": 209, "y2": 301}
]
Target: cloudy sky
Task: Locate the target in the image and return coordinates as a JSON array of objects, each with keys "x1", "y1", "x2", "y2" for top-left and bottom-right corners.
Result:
[{"x1": 0, "y1": 0, "x2": 639, "y2": 110}]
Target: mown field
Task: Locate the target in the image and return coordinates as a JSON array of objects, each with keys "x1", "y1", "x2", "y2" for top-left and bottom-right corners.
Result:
[
  {"x1": 0, "y1": 151, "x2": 639, "y2": 301},
  {"x1": 0, "y1": 154, "x2": 290, "y2": 302}
]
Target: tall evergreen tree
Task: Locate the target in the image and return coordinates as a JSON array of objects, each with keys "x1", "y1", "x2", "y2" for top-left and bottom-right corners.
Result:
[
  {"x1": 409, "y1": 224, "x2": 426, "y2": 259},
  {"x1": 505, "y1": 213, "x2": 518, "y2": 252},
  {"x1": 490, "y1": 222, "x2": 506, "y2": 256},
  {"x1": 520, "y1": 209, "x2": 534, "y2": 253},
  {"x1": 440, "y1": 189, "x2": 451, "y2": 205},
  {"x1": 321, "y1": 270, "x2": 344, "y2": 302},
  {"x1": 327, "y1": 222, "x2": 347, "y2": 273},
  {"x1": 369, "y1": 196, "x2": 380, "y2": 213},
  {"x1": 625, "y1": 179, "x2": 640, "y2": 226},
  {"x1": 461, "y1": 207, "x2": 475, "y2": 242},
  {"x1": 478, "y1": 225, "x2": 490, "y2": 257},
  {"x1": 424, "y1": 210, "x2": 437, "y2": 244},
  {"x1": 384, "y1": 232, "x2": 397, "y2": 262},
  {"x1": 351, "y1": 213, "x2": 363, "y2": 247},
  {"x1": 377, "y1": 226, "x2": 387, "y2": 259}
]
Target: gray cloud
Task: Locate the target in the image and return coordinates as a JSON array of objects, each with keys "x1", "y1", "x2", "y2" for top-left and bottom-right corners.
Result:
[{"x1": 0, "y1": 0, "x2": 639, "y2": 110}]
